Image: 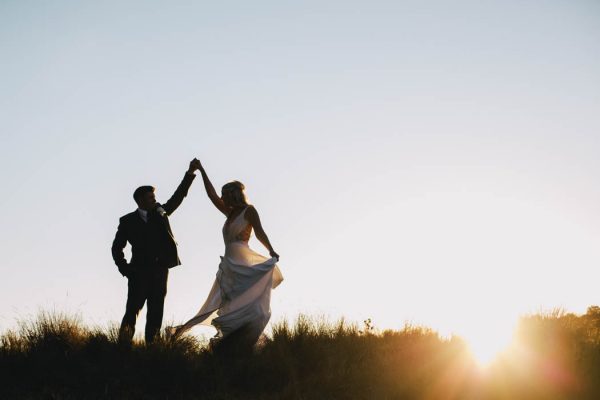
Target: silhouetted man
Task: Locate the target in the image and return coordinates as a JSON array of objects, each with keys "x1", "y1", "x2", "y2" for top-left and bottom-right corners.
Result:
[{"x1": 111, "y1": 159, "x2": 200, "y2": 344}]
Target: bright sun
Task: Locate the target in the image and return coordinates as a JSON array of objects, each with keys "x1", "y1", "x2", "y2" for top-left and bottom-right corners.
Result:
[
  {"x1": 463, "y1": 325, "x2": 515, "y2": 367},
  {"x1": 467, "y1": 337, "x2": 505, "y2": 367}
]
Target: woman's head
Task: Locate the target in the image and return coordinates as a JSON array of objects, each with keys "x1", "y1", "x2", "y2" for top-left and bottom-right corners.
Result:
[{"x1": 221, "y1": 181, "x2": 248, "y2": 208}]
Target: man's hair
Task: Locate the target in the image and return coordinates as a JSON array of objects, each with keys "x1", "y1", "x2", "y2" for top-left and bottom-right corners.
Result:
[{"x1": 133, "y1": 186, "x2": 155, "y2": 204}]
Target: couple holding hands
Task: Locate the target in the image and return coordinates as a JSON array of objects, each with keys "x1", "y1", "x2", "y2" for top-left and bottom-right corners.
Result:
[{"x1": 111, "y1": 158, "x2": 283, "y2": 350}]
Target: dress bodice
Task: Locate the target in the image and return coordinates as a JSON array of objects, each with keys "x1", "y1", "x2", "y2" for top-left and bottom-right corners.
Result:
[{"x1": 222, "y1": 207, "x2": 252, "y2": 245}]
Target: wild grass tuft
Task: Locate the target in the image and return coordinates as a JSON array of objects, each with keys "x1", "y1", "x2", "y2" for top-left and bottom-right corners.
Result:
[{"x1": 1, "y1": 308, "x2": 600, "y2": 399}]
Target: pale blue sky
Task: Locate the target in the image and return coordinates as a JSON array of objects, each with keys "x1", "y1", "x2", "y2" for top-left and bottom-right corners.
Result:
[{"x1": 1, "y1": 1, "x2": 599, "y2": 353}]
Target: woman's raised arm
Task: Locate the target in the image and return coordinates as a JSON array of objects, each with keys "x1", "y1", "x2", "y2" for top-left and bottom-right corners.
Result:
[{"x1": 198, "y1": 160, "x2": 229, "y2": 216}]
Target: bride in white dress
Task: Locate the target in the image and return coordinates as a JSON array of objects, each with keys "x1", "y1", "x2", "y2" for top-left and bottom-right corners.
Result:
[{"x1": 172, "y1": 159, "x2": 283, "y2": 350}]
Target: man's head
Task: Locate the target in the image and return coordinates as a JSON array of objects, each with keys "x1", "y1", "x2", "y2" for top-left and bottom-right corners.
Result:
[{"x1": 133, "y1": 186, "x2": 156, "y2": 210}]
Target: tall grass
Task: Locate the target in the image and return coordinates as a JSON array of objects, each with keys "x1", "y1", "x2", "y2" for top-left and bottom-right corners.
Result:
[{"x1": 1, "y1": 308, "x2": 600, "y2": 399}]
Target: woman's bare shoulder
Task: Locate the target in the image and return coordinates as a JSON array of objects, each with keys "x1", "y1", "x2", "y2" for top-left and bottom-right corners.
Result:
[{"x1": 244, "y1": 204, "x2": 259, "y2": 220}]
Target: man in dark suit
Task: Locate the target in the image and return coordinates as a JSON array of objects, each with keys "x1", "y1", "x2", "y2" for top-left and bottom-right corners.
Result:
[{"x1": 112, "y1": 158, "x2": 200, "y2": 344}]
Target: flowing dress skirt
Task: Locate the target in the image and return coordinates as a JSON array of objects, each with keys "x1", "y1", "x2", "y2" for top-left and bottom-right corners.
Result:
[{"x1": 175, "y1": 241, "x2": 283, "y2": 344}]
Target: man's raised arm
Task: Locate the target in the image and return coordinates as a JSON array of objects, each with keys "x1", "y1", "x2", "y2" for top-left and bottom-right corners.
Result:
[{"x1": 162, "y1": 158, "x2": 199, "y2": 215}]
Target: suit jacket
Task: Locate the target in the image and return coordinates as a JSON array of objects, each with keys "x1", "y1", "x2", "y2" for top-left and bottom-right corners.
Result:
[{"x1": 112, "y1": 173, "x2": 196, "y2": 274}]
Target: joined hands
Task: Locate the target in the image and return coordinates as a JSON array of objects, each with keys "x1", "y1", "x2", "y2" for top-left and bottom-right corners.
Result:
[{"x1": 187, "y1": 158, "x2": 202, "y2": 174}]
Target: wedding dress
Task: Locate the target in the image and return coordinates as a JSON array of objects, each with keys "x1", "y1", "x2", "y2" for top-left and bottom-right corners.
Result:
[{"x1": 173, "y1": 206, "x2": 283, "y2": 344}]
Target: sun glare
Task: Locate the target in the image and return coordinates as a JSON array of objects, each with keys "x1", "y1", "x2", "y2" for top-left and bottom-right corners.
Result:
[
  {"x1": 464, "y1": 326, "x2": 515, "y2": 367},
  {"x1": 468, "y1": 337, "x2": 504, "y2": 367}
]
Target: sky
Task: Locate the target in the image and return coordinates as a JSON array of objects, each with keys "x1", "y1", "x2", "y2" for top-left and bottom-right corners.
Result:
[{"x1": 1, "y1": 0, "x2": 599, "y2": 358}]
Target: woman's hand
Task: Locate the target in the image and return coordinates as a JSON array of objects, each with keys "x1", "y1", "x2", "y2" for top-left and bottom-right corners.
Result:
[{"x1": 187, "y1": 158, "x2": 201, "y2": 174}]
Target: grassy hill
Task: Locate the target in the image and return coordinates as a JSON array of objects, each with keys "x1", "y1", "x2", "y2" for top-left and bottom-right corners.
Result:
[{"x1": 2, "y1": 307, "x2": 600, "y2": 399}]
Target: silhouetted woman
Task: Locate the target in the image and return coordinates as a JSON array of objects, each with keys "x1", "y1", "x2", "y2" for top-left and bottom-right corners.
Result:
[{"x1": 172, "y1": 159, "x2": 283, "y2": 352}]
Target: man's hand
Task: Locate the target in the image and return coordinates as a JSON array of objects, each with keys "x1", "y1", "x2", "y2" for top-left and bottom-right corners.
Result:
[
  {"x1": 119, "y1": 264, "x2": 134, "y2": 278},
  {"x1": 187, "y1": 158, "x2": 201, "y2": 174}
]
